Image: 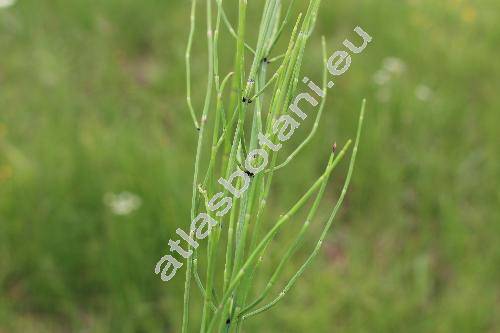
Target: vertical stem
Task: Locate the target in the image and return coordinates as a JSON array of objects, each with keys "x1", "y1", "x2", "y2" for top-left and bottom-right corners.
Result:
[
  {"x1": 186, "y1": 0, "x2": 200, "y2": 130},
  {"x1": 242, "y1": 100, "x2": 367, "y2": 321},
  {"x1": 182, "y1": 0, "x2": 214, "y2": 332},
  {"x1": 199, "y1": 0, "x2": 224, "y2": 329}
]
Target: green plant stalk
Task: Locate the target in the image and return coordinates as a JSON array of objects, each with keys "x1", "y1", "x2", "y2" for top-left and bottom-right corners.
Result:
[
  {"x1": 242, "y1": 99, "x2": 366, "y2": 321},
  {"x1": 270, "y1": 36, "x2": 328, "y2": 172},
  {"x1": 241, "y1": 14, "x2": 304, "y2": 250},
  {"x1": 217, "y1": 0, "x2": 255, "y2": 54},
  {"x1": 231, "y1": 12, "x2": 291, "y2": 317},
  {"x1": 210, "y1": 1, "x2": 250, "y2": 330},
  {"x1": 241, "y1": 142, "x2": 351, "y2": 314},
  {"x1": 233, "y1": 62, "x2": 269, "y2": 312},
  {"x1": 217, "y1": 15, "x2": 307, "y2": 330},
  {"x1": 193, "y1": 255, "x2": 217, "y2": 312},
  {"x1": 186, "y1": 0, "x2": 200, "y2": 130},
  {"x1": 179, "y1": 1, "x2": 367, "y2": 331},
  {"x1": 218, "y1": 124, "x2": 243, "y2": 332},
  {"x1": 217, "y1": 1, "x2": 283, "y2": 330},
  {"x1": 199, "y1": 0, "x2": 226, "y2": 329},
  {"x1": 182, "y1": 0, "x2": 214, "y2": 331},
  {"x1": 237, "y1": 150, "x2": 337, "y2": 328},
  {"x1": 228, "y1": 0, "x2": 281, "y2": 304},
  {"x1": 208, "y1": 152, "x2": 339, "y2": 332},
  {"x1": 230, "y1": 0, "x2": 275, "y2": 281},
  {"x1": 237, "y1": 9, "x2": 316, "y2": 306},
  {"x1": 236, "y1": 145, "x2": 343, "y2": 328},
  {"x1": 221, "y1": 0, "x2": 247, "y2": 162},
  {"x1": 268, "y1": 0, "x2": 296, "y2": 53},
  {"x1": 194, "y1": 75, "x2": 233, "y2": 317}
]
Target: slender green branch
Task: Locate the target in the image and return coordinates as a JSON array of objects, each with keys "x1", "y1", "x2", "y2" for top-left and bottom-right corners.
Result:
[
  {"x1": 249, "y1": 69, "x2": 281, "y2": 102},
  {"x1": 177, "y1": 1, "x2": 369, "y2": 332},
  {"x1": 193, "y1": 257, "x2": 217, "y2": 312},
  {"x1": 182, "y1": 0, "x2": 215, "y2": 331},
  {"x1": 242, "y1": 99, "x2": 367, "y2": 321},
  {"x1": 199, "y1": 0, "x2": 219, "y2": 330},
  {"x1": 185, "y1": 0, "x2": 200, "y2": 129},
  {"x1": 269, "y1": 36, "x2": 329, "y2": 173},
  {"x1": 208, "y1": 152, "x2": 340, "y2": 331},
  {"x1": 241, "y1": 141, "x2": 352, "y2": 314},
  {"x1": 216, "y1": 0, "x2": 256, "y2": 54}
]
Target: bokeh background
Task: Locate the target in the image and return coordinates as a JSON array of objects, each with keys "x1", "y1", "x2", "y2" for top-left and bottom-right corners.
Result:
[{"x1": 1, "y1": 0, "x2": 499, "y2": 332}]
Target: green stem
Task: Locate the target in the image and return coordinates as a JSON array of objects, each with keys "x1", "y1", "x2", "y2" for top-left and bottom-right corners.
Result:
[
  {"x1": 182, "y1": 0, "x2": 214, "y2": 331},
  {"x1": 242, "y1": 99, "x2": 366, "y2": 321}
]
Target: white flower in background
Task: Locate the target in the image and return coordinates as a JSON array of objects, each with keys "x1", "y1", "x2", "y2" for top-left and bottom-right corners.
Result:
[
  {"x1": 372, "y1": 57, "x2": 407, "y2": 102},
  {"x1": 373, "y1": 70, "x2": 391, "y2": 85},
  {"x1": 415, "y1": 84, "x2": 433, "y2": 101},
  {"x1": 373, "y1": 57, "x2": 406, "y2": 87},
  {"x1": 383, "y1": 57, "x2": 406, "y2": 75},
  {"x1": 104, "y1": 191, "x2": 142, "y2": 216},
  {"x1": 0, "y1": 0, "x2": 16, "y2": 9}
]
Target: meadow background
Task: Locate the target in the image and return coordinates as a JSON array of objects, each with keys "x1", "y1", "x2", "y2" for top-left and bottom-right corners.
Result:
[{"x1": 1, "y1": 0, "x2": 499, "y2": 332}]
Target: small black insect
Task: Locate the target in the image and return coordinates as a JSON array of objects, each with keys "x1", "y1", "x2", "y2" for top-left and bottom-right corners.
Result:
[
  {"x1": 244, "y1": 170, "x2": 255, "y2": 177},
  {"x1": 226, "y1": 318, "x2": 231, "y2": 325}
]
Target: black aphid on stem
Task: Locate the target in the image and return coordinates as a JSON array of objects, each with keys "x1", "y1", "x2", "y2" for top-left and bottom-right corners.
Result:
[
  {"x1": 242, "y1": 97, "x2": 253, "y2": 104},
  {"x1": 244, "y1": 170, "x2": 255, "y2": 178}
]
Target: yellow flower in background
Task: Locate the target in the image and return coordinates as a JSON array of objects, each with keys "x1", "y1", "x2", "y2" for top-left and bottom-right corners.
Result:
[
  {"x1": 445, "y1": 0, "x2": 477, "y2": 24},
  {"x1": 462, "y1": 5, "x2": 477, "y2": 23}
]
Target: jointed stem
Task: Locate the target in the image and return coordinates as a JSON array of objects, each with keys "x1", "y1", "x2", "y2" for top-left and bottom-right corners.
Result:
[
  {"x1": 178, "y1": 1, "x2": 367, "y2": 332},
  {"x1": 185, "y1": 0, "x2": 200, "y2": 130},
  {"x1": 270, "y1": 36, "x2": 329, "y2": 173},
  {"x1": 242, "y1": 100, "x2": 366, "y2": 321},
  {"x1": 241, "y1": 141, "x2": 352, "y2": 314},
  {"x1": 182, "y1": 0, "x2": 214, "y2": 332},
  {"x1": 208, "y1": 152, "x2": 340, "y2": 331}
]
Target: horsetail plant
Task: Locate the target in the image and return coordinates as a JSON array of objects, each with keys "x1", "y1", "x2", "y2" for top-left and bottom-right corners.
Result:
[{"x1": 154, "y1": 0, "x2": 372, "y2": 331}]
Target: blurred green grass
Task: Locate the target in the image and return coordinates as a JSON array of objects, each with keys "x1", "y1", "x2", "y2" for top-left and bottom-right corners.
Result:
[{"x1": 1, "y1": 0, "x2": 499, "y2": 332}]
